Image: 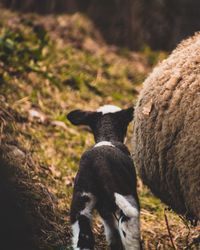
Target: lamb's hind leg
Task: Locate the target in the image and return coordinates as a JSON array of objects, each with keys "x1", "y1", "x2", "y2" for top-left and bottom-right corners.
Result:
[
  {"x1": 100, "y1": 213, "x2": 123, "y2": 250},
  {"x1": 70, "y1": 192, "x2": 96, "y2": 250},
  {"x1": 115, "y1": 193, "x2": 141, "y2": 250}
]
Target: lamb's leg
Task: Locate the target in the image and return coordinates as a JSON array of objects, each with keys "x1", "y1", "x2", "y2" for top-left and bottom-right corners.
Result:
[
  {"x1": 115, "y1": 193, "x2": 141, "y2": 250},
  {"x1": 70, "y1": 192, "x2": 96, "y2": 250},
  {"x1": 100, "y1": 213, "x2": 123, "y2": 250}
]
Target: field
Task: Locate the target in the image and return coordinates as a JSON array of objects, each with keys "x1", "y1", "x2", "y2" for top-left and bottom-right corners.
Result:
[{"x1": 0, "y1": 8, "x2": 199, "y2": 249}]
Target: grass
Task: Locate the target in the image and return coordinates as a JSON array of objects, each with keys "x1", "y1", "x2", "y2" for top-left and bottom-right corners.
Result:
[{"x1": 0, "y1": 7, "x2": 199, "y2": 250}]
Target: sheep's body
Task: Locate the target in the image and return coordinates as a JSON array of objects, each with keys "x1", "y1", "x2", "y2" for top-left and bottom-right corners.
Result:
[
  {"x1": 67, "y1": 106, "x2": 141, "y2": 250},
  {"x1": 133, "y1": 33, "x2": 200, "y2": 221}
]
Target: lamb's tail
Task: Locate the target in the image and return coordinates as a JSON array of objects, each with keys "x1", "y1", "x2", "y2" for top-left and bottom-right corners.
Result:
[{"x1": 114, "y1": 193, "x2": 139, "y2": 218}]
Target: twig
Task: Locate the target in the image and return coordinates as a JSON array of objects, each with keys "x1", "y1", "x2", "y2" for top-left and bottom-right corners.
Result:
[
  {"x1": 0, "y1": 119, "x2": 5, "y2": 145},
  {"x1": 164, "y1": 208, "x2": 177, "y2": 250},
  {"x1": 178, "y1": 214, "x2": 191, "y2": 248}
]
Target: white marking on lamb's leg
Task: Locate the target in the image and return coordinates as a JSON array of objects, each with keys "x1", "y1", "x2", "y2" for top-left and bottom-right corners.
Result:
[
  {"x1": 71, "y1": 192, "x2": 96, "y2": 250},
  {"x1": 115, "y1": 193, "x2": 141, "y2": 250},
  {"x1": 71, "y1": 221, "x2": 80, "y2": 250},
  {"x1": 97, "y1": 105, "x2": 121, "y2": 115},
  {"x1": 80, "y1": 192, "x2": 96, "y2": 218},
  {"x1": 118, "y1": 217, "x2": 140, "y2": 250},
  {"x1": 115, "y1": 193, "x2": 139, "y2": 217},
  {"x1": 71, "y1": 221, "x2": 92, "y2": 250},
  {"x1": 94, "y1": 141, "x2": 115, "y2": 148}
]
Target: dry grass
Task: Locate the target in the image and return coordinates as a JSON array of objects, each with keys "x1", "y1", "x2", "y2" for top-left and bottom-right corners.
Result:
[{"x1": 0, "y1": 7, "x2": 199, "y2": 250}]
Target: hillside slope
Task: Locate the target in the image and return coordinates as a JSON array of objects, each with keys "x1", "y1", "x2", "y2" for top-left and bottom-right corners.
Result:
[{"x1": 0, "y1": 8, "x2": 199, "y2": 250}]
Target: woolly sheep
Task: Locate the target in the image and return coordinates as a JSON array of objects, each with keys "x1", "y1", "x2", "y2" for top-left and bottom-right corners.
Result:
[
  {"x1": 133, "y1": 33, "x2": 200, "y2": 222},
  {"x1": 67, "y1": 105, "x2": 141, "y2": 250}
]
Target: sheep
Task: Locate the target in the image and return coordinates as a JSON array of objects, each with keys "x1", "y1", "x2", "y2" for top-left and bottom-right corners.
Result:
[
  {"x1": 67, "y1": 105, "x2": 141, "y2": 250},
  {"x1": 132, "y1": 33, "x2": 200, "y2": 222}
]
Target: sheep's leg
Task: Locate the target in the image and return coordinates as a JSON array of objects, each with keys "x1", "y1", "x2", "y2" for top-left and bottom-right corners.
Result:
[
  {"x1": 70, "y1": 192, "x2": 96, "y2": 250},
  {"x1": 100, "y1": 213, "x2": 123, "y2": 250}
]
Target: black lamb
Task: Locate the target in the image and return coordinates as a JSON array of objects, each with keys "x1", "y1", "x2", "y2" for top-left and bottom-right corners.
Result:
[{"x1": 67, "y1": 105, "x2": 141, "y2": 250}]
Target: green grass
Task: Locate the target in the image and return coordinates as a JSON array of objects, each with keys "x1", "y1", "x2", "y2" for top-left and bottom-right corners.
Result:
[{"x1": 0, "y1": 8, "x2": 198, "y2": 250}]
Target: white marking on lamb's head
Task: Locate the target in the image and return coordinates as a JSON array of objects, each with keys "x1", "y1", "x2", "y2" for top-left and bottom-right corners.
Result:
[
  {"x1": 115, "y1": 193, "x2": 141, "y2": 249},
  {"x1": 97, "y1": 105, "x2": 121, "y2": 115}
]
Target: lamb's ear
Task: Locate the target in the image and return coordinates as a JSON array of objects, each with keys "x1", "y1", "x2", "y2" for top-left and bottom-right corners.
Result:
[
  {"x1": 122, "y1": 106, "x2": 134, "y2": 124},
  {"x1": 67, "y1": 109, "x2": 97, "y2": 126}
]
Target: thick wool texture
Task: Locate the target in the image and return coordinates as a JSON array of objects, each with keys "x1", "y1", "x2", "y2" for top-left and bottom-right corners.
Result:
[{"x1": 133, "y1": 33, "x2": 200, "y2": 221}]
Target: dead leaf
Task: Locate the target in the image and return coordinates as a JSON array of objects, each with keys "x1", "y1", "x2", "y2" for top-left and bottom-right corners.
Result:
[
  {"x1": 28, "y1": 109, "x2": 47, "y2": 123},
  {"x1": 51, "y1": 120, "x2": 67, "y2": 130},
  {"x1": 142, "y1": 100, "x2": 153, "y2": 116}
]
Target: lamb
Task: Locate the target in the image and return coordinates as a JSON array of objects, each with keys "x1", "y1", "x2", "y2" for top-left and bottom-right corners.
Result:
[
  {"x1": 132, "y1": 33, "x2": 200, "y2": 222},
  {"x1": 67, "y1": 105, "x2": 141, "y2": 250}
]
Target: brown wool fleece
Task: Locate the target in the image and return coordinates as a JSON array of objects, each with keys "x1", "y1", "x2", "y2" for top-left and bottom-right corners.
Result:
[{"x1": 133, "y1": 32, "x2": 200, "y2": 221}]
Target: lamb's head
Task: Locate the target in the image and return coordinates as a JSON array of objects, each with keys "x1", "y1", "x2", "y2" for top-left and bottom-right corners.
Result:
[{"x1": 67, "y1": 105, "x2": 134, "y2": 143}]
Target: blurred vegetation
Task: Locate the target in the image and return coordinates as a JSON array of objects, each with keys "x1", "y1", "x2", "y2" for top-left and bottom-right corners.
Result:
[
  {"x1": 141, "y1": 46, "x2": 167, "y2": 66},
  {"x1": 1, "y1": 0, "x2": 200, "y2": 50},
  {"x1": 0, "y1": 7, "x2": 198, "y2": 250}
]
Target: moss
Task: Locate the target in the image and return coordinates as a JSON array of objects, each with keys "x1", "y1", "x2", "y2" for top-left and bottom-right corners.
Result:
[{"x1": 141, "y1": 45, "x2": 168, "y2": 66}]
